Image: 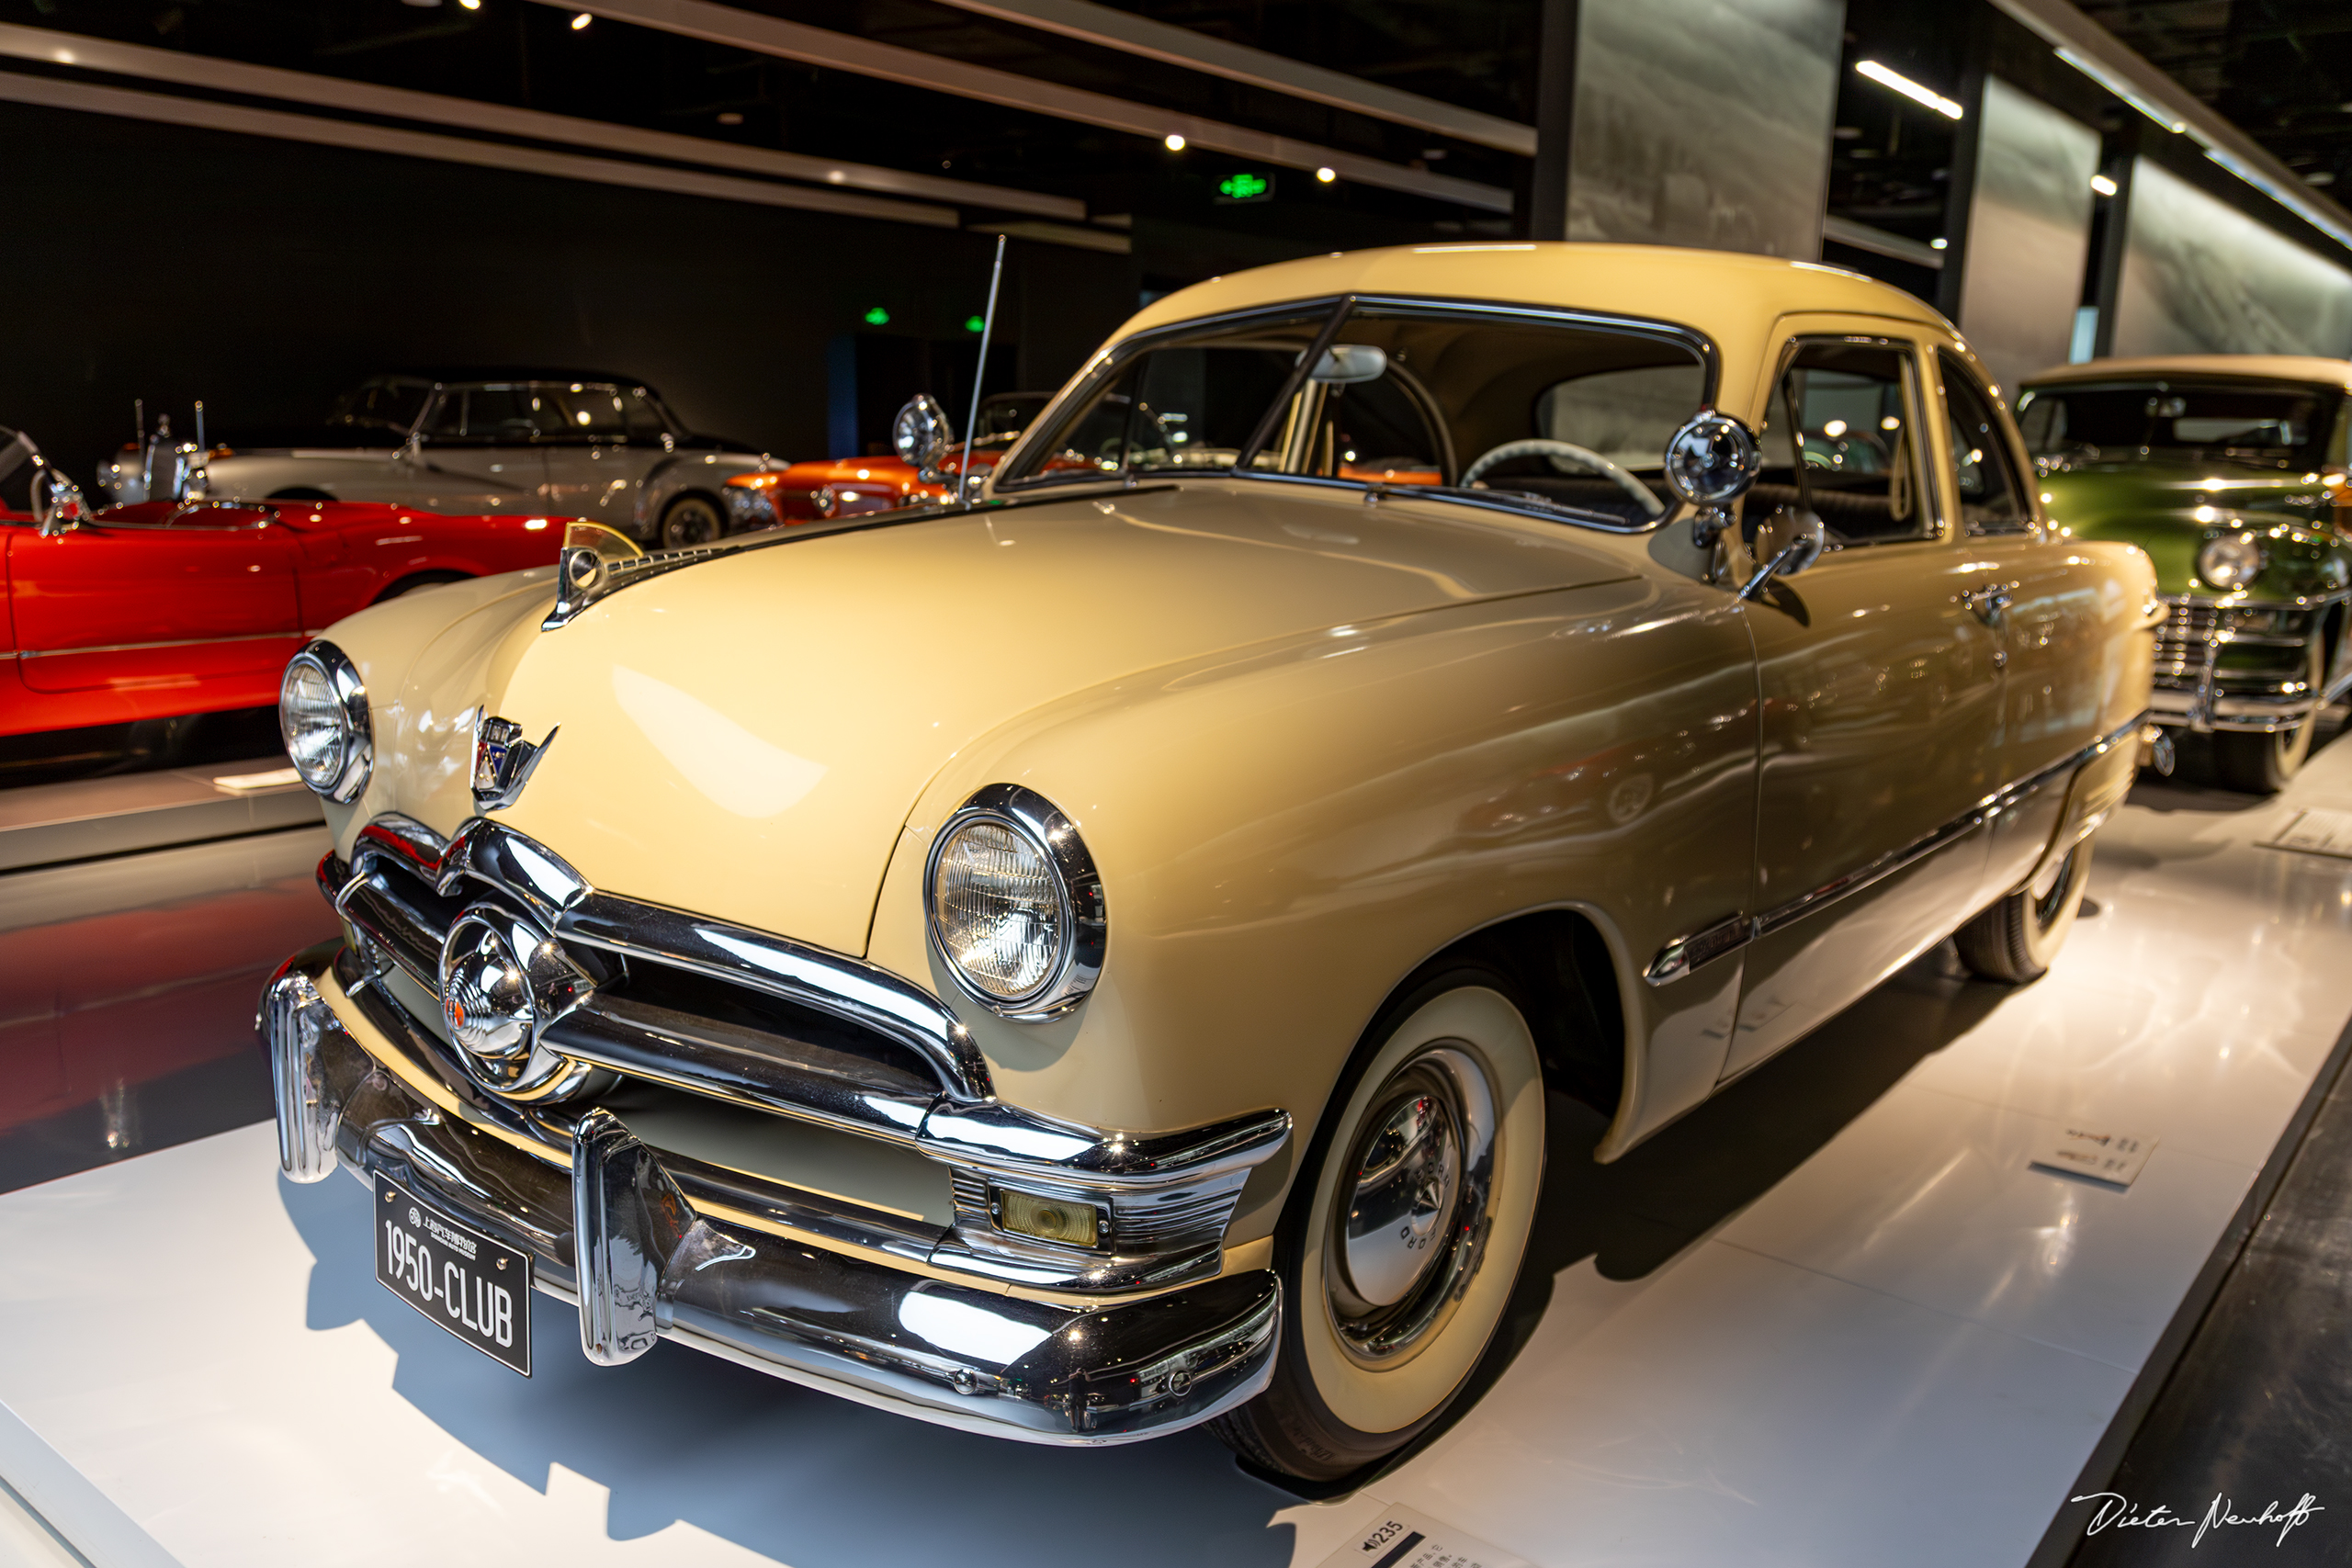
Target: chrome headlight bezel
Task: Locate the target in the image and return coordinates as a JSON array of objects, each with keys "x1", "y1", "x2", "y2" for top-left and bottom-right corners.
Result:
[
  {"x1": 2198, "y1": 532, "x2": 2266, "y2": 592},
  {"x1": 279, "y1": 639, "x2": 372, "y2": 803},
  {"x1": 924, "y1": 784, "x2": 1106, "y2": 1021}
]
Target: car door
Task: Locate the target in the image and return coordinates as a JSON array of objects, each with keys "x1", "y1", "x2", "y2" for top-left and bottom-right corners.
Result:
[
  {"x1": 1722, "y1": 323, "x2": 2010, "y2": 1078},
  {"x1": 410, "y1": 384, "x2": 550, "y2": 513},
  {"x1": 1936, "y1": 347, "x2": 2131, "y2": 893},
  {"x1": 536, "y1": 382, "x2": 639, "y2": 525},
  {"x1": 11, "y1": 503, "x2": 303, "y2": 694}
]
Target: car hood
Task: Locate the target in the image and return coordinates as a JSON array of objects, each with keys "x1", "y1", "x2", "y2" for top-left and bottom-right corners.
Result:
[
  {"x1": 2041, "y1": 460, "x2": 2338, "y2": 592},
  {"x1": 465, "y1": 481, "x2": 1637, "y2": 956}
]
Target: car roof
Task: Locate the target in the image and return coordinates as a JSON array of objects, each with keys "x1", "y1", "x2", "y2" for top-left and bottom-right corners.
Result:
[
  {"x1": 2020, "y1": 355, "x2": 2352, "y2": 392},
  {"x1": 362, "y1": 368, "x2": 660, "y2": 391},
  {"x1": 1109, "y1": 243, "x2": 1954, "y2": 395}
]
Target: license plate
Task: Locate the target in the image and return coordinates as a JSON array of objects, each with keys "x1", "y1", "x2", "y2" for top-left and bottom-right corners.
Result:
[{"x1": 372, "y1": 1176, "x2": 532, "y2": 1375}]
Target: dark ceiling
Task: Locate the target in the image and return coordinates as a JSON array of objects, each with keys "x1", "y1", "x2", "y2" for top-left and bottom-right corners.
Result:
[
  {"x1": 2080, "y1": 0, "x2": 2352, "y2": 191},
  {"x1": 3, "y1": 0, "x2": 2342, "y2": 260}
]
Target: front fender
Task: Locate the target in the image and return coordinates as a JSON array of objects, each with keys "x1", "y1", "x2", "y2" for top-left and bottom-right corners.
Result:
[
  {"x1": 865, "y1": 573, "x2": 1759, "y2": 1235},
  {"x1": 310, "y1": 569, "x2": 559, "y2": 851}
]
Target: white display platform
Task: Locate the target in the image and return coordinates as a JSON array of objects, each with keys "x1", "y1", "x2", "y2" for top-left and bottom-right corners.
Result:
[{"x1": 6, "y1": 746, "x2": 2352, "y2": 1568}]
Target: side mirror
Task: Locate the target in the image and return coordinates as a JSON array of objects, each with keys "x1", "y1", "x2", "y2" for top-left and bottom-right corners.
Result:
[
  {"x1": 892, "y1": 395, "x2": 955, "y2": 484},
  {"x1": 1663, "y1": 412, "x2": 1762, "y2": 547},
  {"x1": 1739, "y1": 503, "x2": 1826, "y2": 600},
  {"x1": 32, "y1": 463, "x2": 91, "y2": 537}
]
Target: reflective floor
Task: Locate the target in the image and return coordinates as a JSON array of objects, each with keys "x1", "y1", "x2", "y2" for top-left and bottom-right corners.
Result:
[
  {"x1": 3, "y1": 744, "x2": 2351, "y2": 1567},
  {"x1": 0, "y1": 825, "x2": 335, "y2": 1194}
]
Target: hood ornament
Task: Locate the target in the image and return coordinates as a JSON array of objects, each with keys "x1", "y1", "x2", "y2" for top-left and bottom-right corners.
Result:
[{"x1": 473, "y1": 716, "x2": 558, "y2": 811}]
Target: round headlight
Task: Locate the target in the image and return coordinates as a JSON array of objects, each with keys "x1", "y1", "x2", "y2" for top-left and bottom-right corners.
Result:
[
  {"x1": 2198, "y1": 533, "x2": 2264, "y2": 592},
  {"x1": 925, "y1": 785, "x2": 1105, "y2": 1020},
  {"x1": 279, "y1": 641, "x2": 372, "y2": 802}
]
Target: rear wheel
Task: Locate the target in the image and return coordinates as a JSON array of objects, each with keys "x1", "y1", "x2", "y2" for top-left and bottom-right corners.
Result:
[
  {"x1": 1955, "y1": 834, "x2": 2095, "y2": 984},
  {"x1": 657, "y1": 493, "x2": 726, "y2": 548},
  {"x1": 1210, "y1": 971, "x2": 1544, "y2": 1481}
]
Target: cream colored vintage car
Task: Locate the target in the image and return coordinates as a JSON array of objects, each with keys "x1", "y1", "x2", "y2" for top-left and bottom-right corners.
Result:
[{"x1": 263, "y1": 243, "x2": 2158, "y2": 1480}]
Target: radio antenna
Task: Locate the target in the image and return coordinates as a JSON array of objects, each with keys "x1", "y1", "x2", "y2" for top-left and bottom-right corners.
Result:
[{"x1": 959, "y1": 232, "x2": 1008, "y2": 512}]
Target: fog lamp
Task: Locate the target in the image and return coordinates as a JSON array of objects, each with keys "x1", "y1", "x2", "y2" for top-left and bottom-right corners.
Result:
[{"x1": 994, "y1": 1187, "x2": 1104, "y2": 1248}]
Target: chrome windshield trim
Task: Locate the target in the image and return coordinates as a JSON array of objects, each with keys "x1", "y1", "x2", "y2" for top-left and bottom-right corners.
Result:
[{"x1": 993, "y1": 291, "x2": 1720, "y2": 514}]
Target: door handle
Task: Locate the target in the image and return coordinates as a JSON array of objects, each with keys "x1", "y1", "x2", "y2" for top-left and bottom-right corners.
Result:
[{"x1": 1963, "y1": 583, "x2": 2013, "y2": 626}]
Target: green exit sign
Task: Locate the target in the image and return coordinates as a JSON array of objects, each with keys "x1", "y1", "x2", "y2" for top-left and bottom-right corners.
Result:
[{"x1": 1216, "y1": 171, "x2": 1273, "y2": 203}]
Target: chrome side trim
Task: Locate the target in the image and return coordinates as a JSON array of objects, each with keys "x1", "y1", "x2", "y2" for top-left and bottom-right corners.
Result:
[
  {"x1": 1645, "y1": 712, "x2": 2150, "y2": 983},
  {"x1": 1643, "y1": 914, "x2": 1751, "y2": 987},
  {"x1": 17, "y1": 628, "x2": 308, "y2": 659}
]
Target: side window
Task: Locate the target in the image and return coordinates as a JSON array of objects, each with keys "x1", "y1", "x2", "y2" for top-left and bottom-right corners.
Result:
[
  {"x1": 1939, "y1": 355, "x2": 2036, "y2": 536},
  {"x1": 1755, "y1": 340, "x2": 1930, "y2": 546},
  {"x1": 623, "y1": 389, "x2": 671, "y2": 445},
  {"x1": 538, "y1": 385, "x2": 630, "y2": 442}
]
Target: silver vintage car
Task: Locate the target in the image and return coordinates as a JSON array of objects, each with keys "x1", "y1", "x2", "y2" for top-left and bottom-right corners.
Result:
[{"x1": 186, "y1": 372, "x2": 767, "y2": 547}]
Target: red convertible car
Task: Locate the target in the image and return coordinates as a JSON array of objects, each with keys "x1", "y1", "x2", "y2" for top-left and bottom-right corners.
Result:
[{"x1": 1, "y1": 427, "x2": 563, "y2": 738}]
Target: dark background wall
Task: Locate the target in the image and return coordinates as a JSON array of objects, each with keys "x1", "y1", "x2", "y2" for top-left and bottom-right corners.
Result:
[{"x1": 0, "y1": 100, "x2": 1137, "y2": 479}]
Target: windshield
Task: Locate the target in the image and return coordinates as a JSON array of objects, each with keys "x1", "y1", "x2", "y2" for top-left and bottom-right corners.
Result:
[
  {"x1": 327, "y1": 378, "x2": 433, "y2": 434},
  {"x1": 999, "y1": 299, "x2": 1711, "y2": 528},
  {"x1": 2016, "y1": 379, "x2": 2339, "y2": 469}
]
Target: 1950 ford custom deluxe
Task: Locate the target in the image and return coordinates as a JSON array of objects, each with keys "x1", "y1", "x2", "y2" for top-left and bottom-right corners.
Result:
[{"x1": 263, "y1": 243, "x2": 2158, "y2": 1480}]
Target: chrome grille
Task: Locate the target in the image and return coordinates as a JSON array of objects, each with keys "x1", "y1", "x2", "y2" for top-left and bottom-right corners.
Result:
[
  {"x1": 322, "y1": 814, "x2": 1291, "y2": 1295},
  {"x1": 2153, "y1": 596, "x2": 2222, "y2": 680}
]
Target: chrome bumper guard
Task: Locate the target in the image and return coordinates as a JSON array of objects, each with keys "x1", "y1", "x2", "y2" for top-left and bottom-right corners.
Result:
[{"x1": 261, "y1": 958, "x2": 1282, "y2": 1445}]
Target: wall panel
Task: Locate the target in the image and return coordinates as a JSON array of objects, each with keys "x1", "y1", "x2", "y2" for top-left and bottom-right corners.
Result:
[
  {"x1": 1956, "y1": 77, "x2": 2099, "y2": 394},
  {"x1": 1568, "y1": 0, "x2": 1844, "y2": 260},
  {"x1": 2115, "y1": 160, "x2": 2352, "y2": 359}
]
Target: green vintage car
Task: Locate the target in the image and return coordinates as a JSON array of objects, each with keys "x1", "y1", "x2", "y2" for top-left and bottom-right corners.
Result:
[
  {"x1": 2018, "y1": 355, "x2": 2352, "y2": 792},
  {"x1": 2022, "y1": 359, "x2": 2352, "y2": 789}
]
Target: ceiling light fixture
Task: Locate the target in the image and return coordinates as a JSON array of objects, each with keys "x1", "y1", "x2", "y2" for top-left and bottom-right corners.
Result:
[
  {"x1": 2091, "y1": 173, "x2": 2118, "y2": 196},
  {"x1": 1855, "y1": 61, "x2": 1963, "y2": 121},
  {"x1": 570, "y1": 11, "x2": 592, "y2": 28},
  {"x1": 1315, "y1": 166, "x2": 1336, "y2": 183},
  {"x1": 1163, "y1": 132, "x2": 1186, "y2": 152}
]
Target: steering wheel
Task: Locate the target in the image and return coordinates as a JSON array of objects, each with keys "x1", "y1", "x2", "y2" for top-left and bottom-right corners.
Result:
[{"x1": 1459, "y1": 438, "x2": 1665, "y2": 520}]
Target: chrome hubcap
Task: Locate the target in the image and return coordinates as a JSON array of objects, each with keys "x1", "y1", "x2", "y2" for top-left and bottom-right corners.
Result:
[
  {"x1": 1324, "y1": 1044, "x2": 1499, "y2": 1365},
  {"x1": 1340, "y1": 1089, "x2": 1461, "y2": 1309}
]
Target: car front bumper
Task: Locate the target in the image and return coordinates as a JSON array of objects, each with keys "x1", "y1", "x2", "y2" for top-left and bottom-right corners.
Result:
[
  {"x1": 2150, "y1": 593, "x2": 2351, "y2": 734},
  {"x1": 260, "y1": 951, "x2": 1281, "y2": 1446}
]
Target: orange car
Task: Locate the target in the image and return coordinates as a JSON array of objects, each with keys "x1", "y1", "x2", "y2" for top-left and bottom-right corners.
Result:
[{"x1": 724, "y1": 392, "x2": 1045, "y2": 527}]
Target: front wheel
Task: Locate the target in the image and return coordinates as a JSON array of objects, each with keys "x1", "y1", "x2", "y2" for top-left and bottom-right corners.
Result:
[
  {"x1": 1210, "y1": 972, "x2": 1545, "y2": 1481},
  {"x1": 1955, "y1": 833, "x2": 2095, "y2": 984},
  {"x1": 657, "y1": 493, "x2": 727, "y2": 548}
]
